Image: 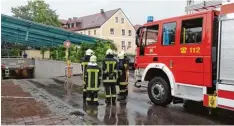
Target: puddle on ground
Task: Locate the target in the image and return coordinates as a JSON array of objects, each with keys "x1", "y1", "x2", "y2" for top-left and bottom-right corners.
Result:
[
  {"x1": 27, "y1": 78, "x2": 234, "y2": 125},
  {"x1": 70, "y1": 111, "x2": 85, "y2": 116}
]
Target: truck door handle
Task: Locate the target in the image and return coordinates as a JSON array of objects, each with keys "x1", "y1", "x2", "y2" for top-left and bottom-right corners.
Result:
[
  {"x1": 153, "y1": 57, "x2": 158, "y2": 61},
  {"x1": 195, "y1": 57, "x2": 203, "y2": 63}
]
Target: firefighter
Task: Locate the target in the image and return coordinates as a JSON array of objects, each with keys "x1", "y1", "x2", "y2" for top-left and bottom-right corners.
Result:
[
  {"x1": 117, "y1": 51, "x2": 129, "y2": 101},
  {"x1": 81, "y1": 49, "x2": 94, "y2": 101},
  {"x1": 85, "y1": 55, "x2": 101, "y2": 105},
  {"x1": 103, "y1": 49, "x2": 118, "y2": 105}
]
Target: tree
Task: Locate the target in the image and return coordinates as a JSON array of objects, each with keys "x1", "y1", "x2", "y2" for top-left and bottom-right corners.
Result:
[
  {"x1": 11, "y1": 0, "x2": 61, "y2": 27},
  {"x1": 50, "y1": 40, "x2": 117, "y2": 63}
]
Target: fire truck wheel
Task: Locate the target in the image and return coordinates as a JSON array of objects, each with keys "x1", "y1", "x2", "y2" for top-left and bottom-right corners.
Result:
[{"x1": 148, "y1": 77, "x2": 172, "y2": 106}]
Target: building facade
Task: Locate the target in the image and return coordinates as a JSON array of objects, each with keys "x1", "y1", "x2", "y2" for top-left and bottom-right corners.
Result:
[{"x1": 61, "y1": 8, "x2": 136, "y2": 54}]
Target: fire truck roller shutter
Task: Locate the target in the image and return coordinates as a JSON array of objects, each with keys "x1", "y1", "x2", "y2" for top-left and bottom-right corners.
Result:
[{"x1": 141, "y1": 63, "x2": 176, "y2": 96}]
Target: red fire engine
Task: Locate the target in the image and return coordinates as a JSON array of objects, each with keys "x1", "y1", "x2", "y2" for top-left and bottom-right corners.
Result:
[{"x1": 134, "y1": 2, "x2": 234, "y2": 112}]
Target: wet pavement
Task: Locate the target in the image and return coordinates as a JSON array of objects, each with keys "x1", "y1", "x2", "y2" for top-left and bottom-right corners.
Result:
[{"x1": 11, "y1": 72, "x2": 234, "y2": 125}]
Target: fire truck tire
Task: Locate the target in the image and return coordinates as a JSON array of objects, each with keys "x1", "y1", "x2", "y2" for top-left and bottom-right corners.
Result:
[{"x1": 148, "y1": 77, "x2": 172, "y2": 106}]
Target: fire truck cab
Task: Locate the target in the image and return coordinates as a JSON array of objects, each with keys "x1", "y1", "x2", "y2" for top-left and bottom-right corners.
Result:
[{"x1": 134, "y1": 2, "x2": 234, "y2": 111}]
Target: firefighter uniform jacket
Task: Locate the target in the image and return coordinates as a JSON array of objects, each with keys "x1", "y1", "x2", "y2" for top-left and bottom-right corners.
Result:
[
  {"x1": 84, "y1": 64, "x2": 101, "y2": 91},
  {"x1": 81, "y1": 55, "x2": 91, "y2": 84},
  {"x1": 118, "y1": 57, "x2": 129, "y2": 84},
  {"x1": 102, "y1": 55, "x2": 119, "y2": 83}
]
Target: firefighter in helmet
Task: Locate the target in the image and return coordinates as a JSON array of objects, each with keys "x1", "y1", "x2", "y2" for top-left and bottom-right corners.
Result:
[
  {"x1": 103, "y1": 49, "x2": 119, "y2": 105},
  {"x1": 84, "y1": 55, "x2": 101, "y2": 105},
  {"x1": 117, "y1": 51, "x2": 129, "y2": 101},
  {"x1": 81, "y1": 49, "x2": 94, "y2": 101}
]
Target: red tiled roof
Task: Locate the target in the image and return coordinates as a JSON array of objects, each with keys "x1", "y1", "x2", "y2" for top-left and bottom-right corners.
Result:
[
  {"x1": 134, "y1": 24, "x2": 142, "y2": 31},
  {"x1": 61, "y1": 8, "x2": 120, "y2": 31}
]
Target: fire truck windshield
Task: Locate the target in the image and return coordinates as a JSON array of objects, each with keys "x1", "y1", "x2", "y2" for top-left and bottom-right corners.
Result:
[{"x1": 138, "y1": 25, "x2": 159, "y2": 47}]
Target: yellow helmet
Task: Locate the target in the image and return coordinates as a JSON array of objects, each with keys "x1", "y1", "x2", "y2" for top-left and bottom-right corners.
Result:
[
  {"x1": 86, "y1": 49, "x2": 94, "y2": 56},
  {"x1": 117, "y1": 52, "x2": 124, "y2": 59},
  {"x1": 90, "y1": 55, "x2": 97, "y2": 62},
  {"x1": 106, "y1": 49, "x2": 113, "y2": 55}
]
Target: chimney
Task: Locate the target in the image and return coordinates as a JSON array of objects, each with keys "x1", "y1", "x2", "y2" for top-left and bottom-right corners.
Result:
[{"x1": 100, "y1": 9, "x2": 104, "y2": 13}]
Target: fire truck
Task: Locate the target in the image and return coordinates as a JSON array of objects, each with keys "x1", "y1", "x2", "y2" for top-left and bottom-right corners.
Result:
[{"x1": 134, "y1": 2, "x2": 234, "y2": 112}]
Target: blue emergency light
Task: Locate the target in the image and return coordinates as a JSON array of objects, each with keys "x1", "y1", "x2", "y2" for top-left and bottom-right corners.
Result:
[{"x1": 147, "y1": 16, "x2": 154, "y2": 22}]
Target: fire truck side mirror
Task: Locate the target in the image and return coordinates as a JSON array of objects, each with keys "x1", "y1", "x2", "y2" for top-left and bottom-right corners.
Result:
[{"x1": 135, "y1": 27, "x2": 142, "y2": 47}]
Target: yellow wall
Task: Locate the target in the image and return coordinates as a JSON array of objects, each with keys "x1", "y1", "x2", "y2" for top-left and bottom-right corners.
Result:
[
  {"x1": 75, "y1": 27, "x2": 101, "y2": 37},
  {"x1": 101, "y1": 9, "x2": 136, "y2": 54},
  {"x1": 75, "y1": 9, "x2": 136, "y2": 54},
  {"x1": 23, "y1": 50, "x2": 50, "y2": 59}
]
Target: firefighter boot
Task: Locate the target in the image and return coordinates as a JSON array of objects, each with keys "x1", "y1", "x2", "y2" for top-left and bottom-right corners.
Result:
[
  {"x1": 112, "y1": 97, "x2": 116, "y2": 105},
  {"x1": 105, "y1": 98, "x2": 111, "y2": 105},
  {"x1": 83, "y1": 92, "x2": 87, "y2": 102},
  {"x1": 117, "y1": 95, "x2": 125, "y2": 101}
]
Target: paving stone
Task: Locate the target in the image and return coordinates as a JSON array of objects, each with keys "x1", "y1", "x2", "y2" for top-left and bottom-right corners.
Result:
[
  {"x1": 34, "y1": 120, "x2": 46, "y2": 125},
  {"x1": 55, "y1": 122, "x2": 64, "y2": 125},
  {"x1": 23, "y1": 117, "x2": 33, "y2": 123},
  {"x1": 25, "y1": 122, "x2": 35, "y2": 125},
  {"x1": 52, "y1": 118, "x2": 62, "y2": 123},
  {"x1": 32, "y1": 117, "x2": 43, "y2": 122},
  {"x1": 63, "y1": 120, "x2": 72, "y2": 125},
  {"x1": 41, "y1": 116, "x2": 50, "y2": 120},
  {"x1": 16, "y1": 121, "x2": 25, "y2": 125},
  {"x1": 15, "y1": 117, "x2": 24, "y2": 122}
]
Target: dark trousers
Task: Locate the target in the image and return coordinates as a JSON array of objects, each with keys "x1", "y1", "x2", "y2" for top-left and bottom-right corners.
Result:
[
  {"x1": 83, "y1": 84, "x2": 87, "y2": 100},
  {"x1": 86, "y1": 91, "x2": 99, "y2": 105},
  {"x1": 119, "y1": 83, "x2": 128, "y2": 97},
  {"x1": 104, "y1": 83, "x2": 116, "y2": 104}
]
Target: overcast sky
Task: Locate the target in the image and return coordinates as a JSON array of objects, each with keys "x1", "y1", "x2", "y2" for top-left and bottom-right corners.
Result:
[{"x1": 1, "y1": 0, "x2": 188, "y2": 25}]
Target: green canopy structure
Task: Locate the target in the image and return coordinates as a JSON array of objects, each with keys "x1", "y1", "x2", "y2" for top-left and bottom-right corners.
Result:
[{"x1": 1, "y1": 14, "x2": 106, "y2": 47}]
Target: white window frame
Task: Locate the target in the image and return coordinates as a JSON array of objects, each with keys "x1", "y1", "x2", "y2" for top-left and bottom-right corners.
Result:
[
  {"x1": 110, "y1": 28, "x2": 114, "y2": 34},
  {"x1": 128, "y1": 41, "x2": 131, "y2": 48},
  {"x1": 128, "y1": 30, "x2": 131, "y2": 36},
  {"x1": 122, "y1": 29, "x2": 125, "y2": 36},
  {"x1": 122, "y1": 41, "x2": 126, "y2": 50},
  {"x1": 94, "y1": 30, "x2": 96, "y2": 35},
  {"x1": 121, "y1": 18, "x2": 124, "y2": 23},
  {"x1": 115, "y1": 17, "x2": 118, "y2": 23}
]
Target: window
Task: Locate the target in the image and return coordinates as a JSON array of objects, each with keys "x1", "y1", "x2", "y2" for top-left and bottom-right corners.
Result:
[
  {"x1": 122, "y1": 29, "x2": 125, "y2": 36},
  {"x1": 110, "y1": 28, "x2": 114, "y2": 34},
  {"x1": 71, "y1": 23, "x2": 74, "y2": 28},
  {"x1": 181, "y1": 18, "x2": 203, "y2": 44},
  {"x1": 142, "y1": 25, "x2": 159, "y2": 46},
  {"x1": 67, "y1": 24, "x2": 70, "y2": 28},
  {"x1": 122, "y1": 41, "x2": 125, "y2": 50},
  {"x1": 128, "y1": 30, "x2": 132, "y2": 36},
  {"x1": 128, "y1": 41, "x2": 131, "y2": 48},
  {"x1": 121, "y1": 18, "x2": 124, "y2": 23},
  {"x1": 76, "y1": 22, "x2": 79, "y2": 27},
  {"x1": 162, "y1": 22, "x2": 176, "y2": 46},
  {"x1": 88, "y1": 31, "x2": 91, "y2": 35},
  {"x1": 115, "y1": 17, "x2": 118, "y2": 23},
  {"x1": 94, "y1": 30, "x2": 96, "y2": 35}
]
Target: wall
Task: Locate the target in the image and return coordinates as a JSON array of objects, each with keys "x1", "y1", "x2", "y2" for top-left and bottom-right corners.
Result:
[
  {"x1": 75, "y1": 27, "x2": 101, "y2": 37},
  {"x1": 101, "y1": 9, "x2": 136, "y2": 54},
  {"x1": 34, "y1": 59, "x2": 82, "y2": 78},
  {"x1": 23, "y1": 50, "x2": 50, "y2": 59}
]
